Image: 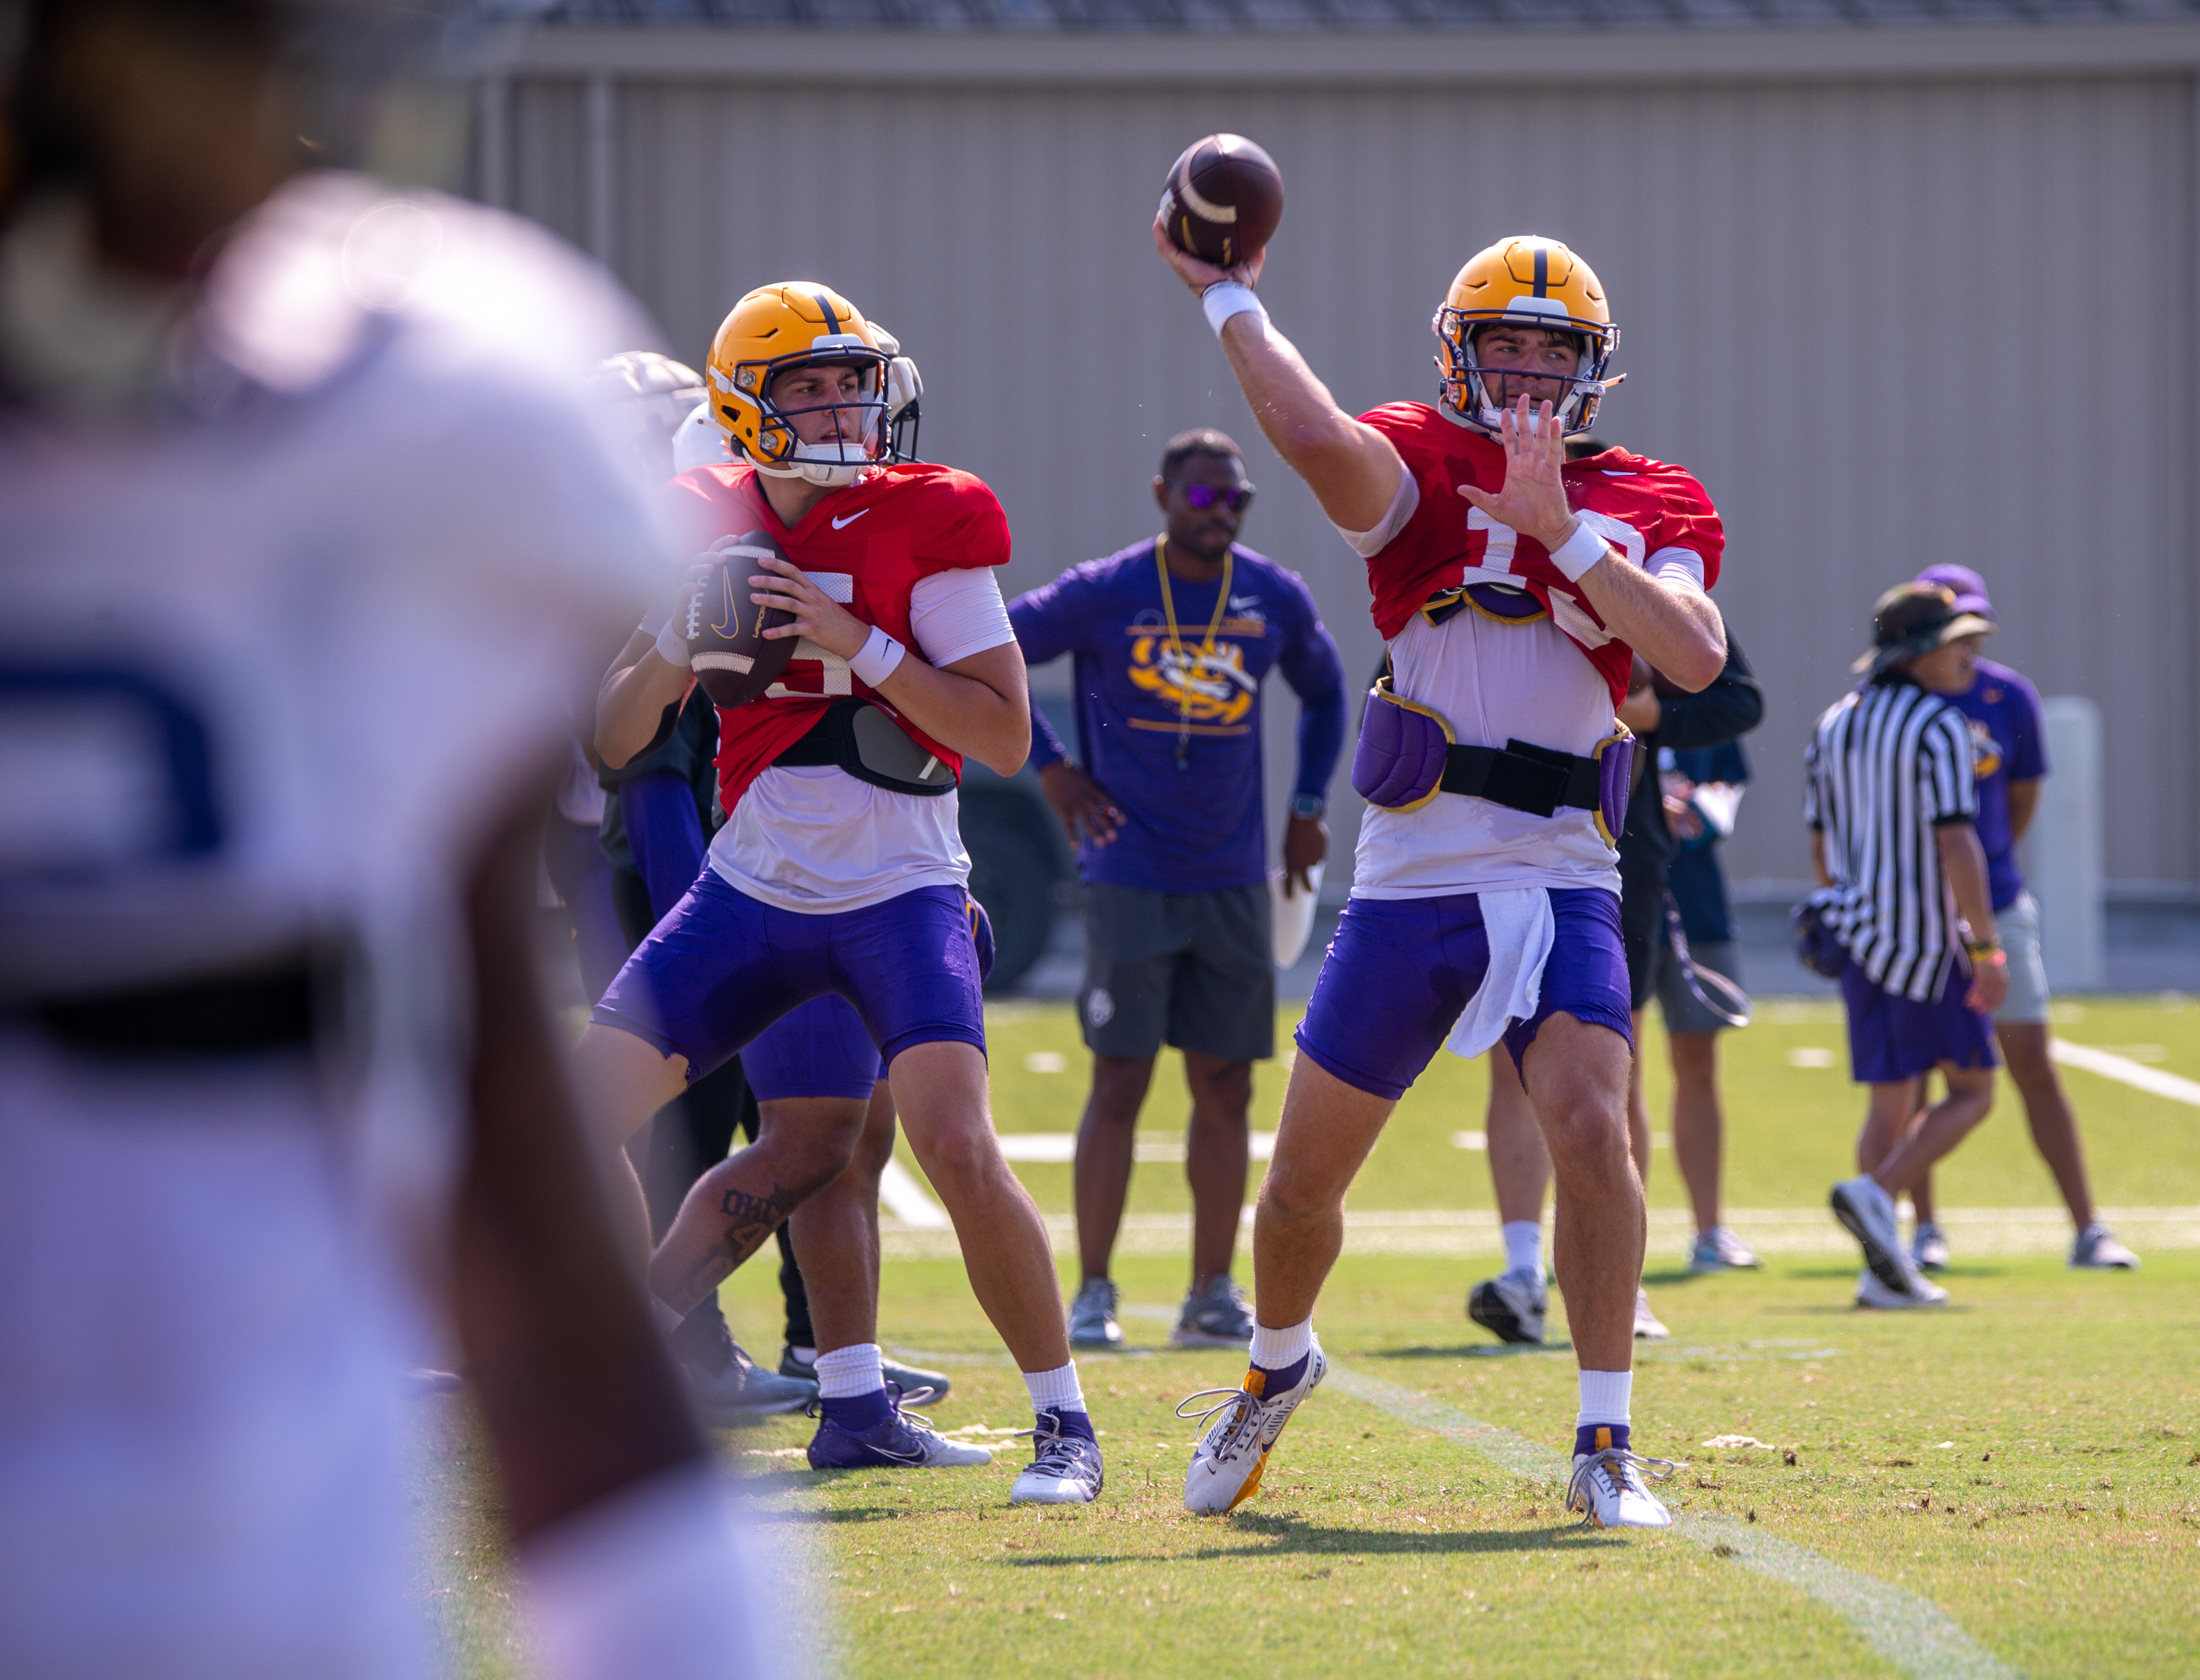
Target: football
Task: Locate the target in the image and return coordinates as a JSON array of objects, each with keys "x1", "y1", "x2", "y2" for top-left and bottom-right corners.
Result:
[
  {"x1": 686, "y1": 530, "x2": 798, "y2": 708},
  {"x1": 1159, "y1": 134, "x2": 1283, "y2": 269}
]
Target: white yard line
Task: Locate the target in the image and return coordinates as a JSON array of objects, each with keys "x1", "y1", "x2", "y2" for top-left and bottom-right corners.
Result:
[
  {"x1": 1325, "y1": 1364, "x2": 2019, "y2": 1680},
  {"x1": 2050, "y1": 1037, "x2": 2200, "y2": 1106},
  {"x1": 992, "y1": 1131, "x2": 1276, "y2": 1164}
]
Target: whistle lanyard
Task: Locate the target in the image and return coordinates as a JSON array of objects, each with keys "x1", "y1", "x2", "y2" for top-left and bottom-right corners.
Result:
[{"x1": 1154, "y1": 536, "x2": 1232, "y2": 770}]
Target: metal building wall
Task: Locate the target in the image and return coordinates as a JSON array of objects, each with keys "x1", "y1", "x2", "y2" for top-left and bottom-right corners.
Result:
[{"x1": 490, "y1": 67, "x2": 2196, "y2": 892}]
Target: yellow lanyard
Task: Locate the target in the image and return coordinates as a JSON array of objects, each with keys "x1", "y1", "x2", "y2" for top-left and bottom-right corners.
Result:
[{"x1": 1154, "y1": 536, "x2": 1232, "y2": 769}]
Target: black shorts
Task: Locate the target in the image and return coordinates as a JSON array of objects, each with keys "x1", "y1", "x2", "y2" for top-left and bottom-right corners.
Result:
[{"x1": 1078, "y1": 881, "x2": 1275, "y2": 1063}]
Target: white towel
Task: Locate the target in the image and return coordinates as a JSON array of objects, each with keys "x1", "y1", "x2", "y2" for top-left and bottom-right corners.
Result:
[{"x1": 1444, "y1": 887, "x2": 1555, "y2": 1060}]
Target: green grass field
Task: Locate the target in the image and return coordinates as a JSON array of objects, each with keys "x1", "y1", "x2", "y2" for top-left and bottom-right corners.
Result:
[{"x1": 430, "y1": 996, "x2": 2200, "y2": 1678}]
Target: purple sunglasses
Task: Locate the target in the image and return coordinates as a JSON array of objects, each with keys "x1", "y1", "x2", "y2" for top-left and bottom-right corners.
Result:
[{"x1": 1166, "y1": 479, "x2": 1255, "y2": 513}]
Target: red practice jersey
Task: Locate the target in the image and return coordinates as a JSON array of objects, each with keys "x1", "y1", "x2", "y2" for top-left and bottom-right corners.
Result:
[
  {"x1": 1359, "y1": 403, "x2": 1724, "y2": 705},
  {"x1": 660, "y1": 461, "x2": 1013, "y2": 811}
]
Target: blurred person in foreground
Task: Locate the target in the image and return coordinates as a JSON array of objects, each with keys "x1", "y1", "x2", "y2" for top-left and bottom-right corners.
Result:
[
  {"x1": 1009, "y1": 428, "x2": 1346, "y2": 1355},
  {"x1": 1898, "y1": 565, "x2": 2137, "y2": 1274},
  {"x1": 0, "y1": 3, "x2": 794, "y2": 1676},
  {"x1": 1805, "y1": 582, "x2": 2006, "y2": 1311}
]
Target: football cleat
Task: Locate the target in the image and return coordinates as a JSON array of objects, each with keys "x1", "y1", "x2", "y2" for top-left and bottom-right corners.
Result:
[
  {"x1": 1009, "y1": 1416, "x2": 1105, "y2": 1505},
  {"x1": 1831, "y1": 1175, "x2": 1913, "y2": 1296},
  {"x1": 2070, "y1": 1223, "x2": 2140, "y2": 1270},
  {"x1": 1468, "y1": 1268, "x2": 1548, "y2": 1345},
  {"x1": 672, "y1": 1304, "x2": 816, "y2": 1421},
  {"x1": 1855, "y1": 1267, "x2": 1948, "y2": 1310},
  {"x1": 1633, "y1": 1286, "x2": 1670, "y2": 1340},
  {"x1": 1068, "y1": 1277, "x2": 1125, "y2": 1351},
  {"x1": 1911, "y1": 1220, "x2": 1951, "y2": 1272},
  {"x1": 1179, "y1": 1341, "x2": 1327, "y2": 1516},
  {"x1": 806, "y1": 1395, "x2": 992, "y2": 1471},
  {"x1": 1567, "y1": 1436, "x2": 1677, "y2": 1529},
  {"x1": 1170, "y1": 1274, "x2": 1256, "y2": 1348},
  {"x1": 1688, "y1": 1226, "x2": 1764, "y2": 1272}
]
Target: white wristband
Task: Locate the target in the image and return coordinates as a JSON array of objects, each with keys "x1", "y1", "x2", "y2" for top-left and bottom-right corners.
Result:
[
  {"x1": 652, "y1": 616, "x2": 689, "y2": 668},
  {"x1": 1547, "y1": 520, "x2": 1610, "y2": 583},
  {"x1": 849, "y1": 625, "x2": 906, "y2": 689},
  {"x1": 1201, "y1": 281, "x2": 1268, "y2": 338}
]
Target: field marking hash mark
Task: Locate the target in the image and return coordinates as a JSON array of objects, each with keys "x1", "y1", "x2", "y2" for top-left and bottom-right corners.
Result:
[
  {"x1": 1325, "y1": 1363, "x2": 2019, "y2": 1680},
  {"x1": 2050, "y1": 1037, "x2": 2200, "y2": 1106}
]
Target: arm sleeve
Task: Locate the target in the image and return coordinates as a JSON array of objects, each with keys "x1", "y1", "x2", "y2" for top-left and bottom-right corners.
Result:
[
  {"x1": 908, "y1": 567, "x2": 1016, "y2": 668},
  {"x1": 1655, "y1": 470, "x2": 1726, "y2": 593},
  {"x1": 1648, "y1": 639, "x2": 1763, "y2": 753},
  {"x1": 1924, "y1": 709, "x2": 1979, "y2": 824},
  {"x1": 1275, "y1": 578, "x2": 1349, "y2": 800},
  {"x1": 1333, "y1": 464, "x2": 1420, "y2": 559}
]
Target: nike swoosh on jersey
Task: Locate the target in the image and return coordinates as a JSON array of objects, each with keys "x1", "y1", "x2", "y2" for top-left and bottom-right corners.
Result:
[{"x1": 831, "y1": 508, "x2": 870, "y2": 530}]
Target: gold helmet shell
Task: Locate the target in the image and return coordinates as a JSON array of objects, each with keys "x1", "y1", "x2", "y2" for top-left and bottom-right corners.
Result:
[
  {"x1": 1432, "y1": 236, "x2": 1619, "y2": 436},
  {"x1": 706, "y1": 283, "x2": 894, "y2": 486}
]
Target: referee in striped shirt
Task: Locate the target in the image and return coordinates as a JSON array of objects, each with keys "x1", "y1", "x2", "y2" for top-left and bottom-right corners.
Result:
[{"x1": 1805, "y1": 581, "x2": 2009, "y2": 1309}]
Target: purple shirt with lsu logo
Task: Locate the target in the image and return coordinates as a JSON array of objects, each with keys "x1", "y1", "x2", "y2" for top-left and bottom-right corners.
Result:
[{"x1": 1949, "y1": 655, "x2": 2048, "y2": 912}]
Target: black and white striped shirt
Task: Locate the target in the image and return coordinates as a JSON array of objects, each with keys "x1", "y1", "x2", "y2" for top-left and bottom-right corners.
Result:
[{"x1": 1804, "y1": 677, "x2": 1978, "y2": 1000}]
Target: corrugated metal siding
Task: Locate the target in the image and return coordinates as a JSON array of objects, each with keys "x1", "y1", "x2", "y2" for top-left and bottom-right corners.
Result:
[{"x1": 479, "y1": 72, "x2": 2196, "y2": 889}]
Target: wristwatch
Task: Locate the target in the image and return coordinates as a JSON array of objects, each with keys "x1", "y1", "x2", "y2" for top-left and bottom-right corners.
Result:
[{"x1": 1289, "y1": 793, "x2": 1326, "y2": 820}]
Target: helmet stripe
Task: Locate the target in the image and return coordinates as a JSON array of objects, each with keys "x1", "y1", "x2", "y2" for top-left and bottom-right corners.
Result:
[
  {"x1": 813, "y1": 291, "x2": 842, "y2": 335},
  {"x1": 1532, "y1": 245, "x2": 1549, "y2": 297}
]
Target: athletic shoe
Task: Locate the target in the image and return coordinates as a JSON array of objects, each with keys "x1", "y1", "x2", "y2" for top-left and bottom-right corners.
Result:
[
  {"x1": 1467, "y1": 1268, "x2": 1547, "y2": 1345},
  {"x1": 1009, "y1": 1416, "x2": 1105, "y2": 1505},
  {"x1": 1068, "y1": 1277, "x2": 1124, "y2": 1351},
  {"x1": 778, "y1": 1346, "x2": 952, "y2": 1407},
  {"x1": 1633, "y1": 1286, "x2": 1670, "y2": 1340},
  {"x1": 682, "y1": 1340, "x2": 818, "y2": 1421},
  {"x1": 1170, "y1": 1274, "x2": 1255, "y2": 1348},
  {"x1": 1566, "y1": 1441, "x2": 1677, "y2": 1529},
  {"x1": 1831, "y1": 1174, "x2": 1913, "y2": 1297},
  {"x1": 1688, "y1": 1227, "x2": 1764, "y2": 1272},
  {"x1": 2070, "y1": 1223, "x2": 2141, "y2": 1270},
  {"x1": 1179, "y1": 1340, "x2": 1328, "y2": 1515},
  {"x1": 1855, "y1": 1267, "x2": 1948, "y2": 1309},
  {"x1": 806, "y1": 1395, "x2": 993, "y2": 1471},
  {"x1": 1911, "y1": 1220, "x2": 1950, "y2": 1272}
]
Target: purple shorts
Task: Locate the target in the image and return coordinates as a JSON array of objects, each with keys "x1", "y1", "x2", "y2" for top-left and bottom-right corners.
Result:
[
  {"x1": 1839, "y1": 956, "x2": 1999, "y2": 1085},
  {"x1": 743, "y1": 997, "x2": 886, "y2": 1103},
  {"x1": 592, "y1": 874, "x2": 986, "y2": 1083},
  {"x1": 1295, "y1": 888, "x2": 1633, "y2": 1102}
]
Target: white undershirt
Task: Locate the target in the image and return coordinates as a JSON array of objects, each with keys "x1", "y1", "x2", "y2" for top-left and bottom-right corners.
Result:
[
  {"x1": 707, "y1": 566, "x2": 1015, "y2": 913},
  {"x1": 1336, "y1": 467, "x2": 1702, "y2": 898}
]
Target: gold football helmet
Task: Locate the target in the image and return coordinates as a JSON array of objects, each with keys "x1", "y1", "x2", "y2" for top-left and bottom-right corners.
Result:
[
  {"x1": 1432, "y1": 236, "x2": 1618, "y2": 436},
  {"x1": 705, "y1": 283, "x2": 917, "y2": 486}
]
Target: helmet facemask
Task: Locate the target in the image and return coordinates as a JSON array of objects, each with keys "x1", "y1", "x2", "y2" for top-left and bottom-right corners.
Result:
[
  {"x1": 716, "y1": 337, "x2": 893, "y2": 487},
  {"x1": 1433, "y1": 307, "x2": 1618, "y2": 438}
]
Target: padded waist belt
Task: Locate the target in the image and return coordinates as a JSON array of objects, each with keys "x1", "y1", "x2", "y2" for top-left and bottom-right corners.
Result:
[
  {"x1": 773, "y1": 698, "x2": 957, "y2": 796},
  {"x1": 1351, "y1": 678, "x2": 1631, "y2": 843}
]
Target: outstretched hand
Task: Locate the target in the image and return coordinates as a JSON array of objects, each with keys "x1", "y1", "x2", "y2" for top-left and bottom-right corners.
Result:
[
  {"x1": 1455, "y1": 395, "x2": 1579, "y2": 555},
  {"x1": 1151, "y1": 209, "x2": 1267, "y2": 296}
]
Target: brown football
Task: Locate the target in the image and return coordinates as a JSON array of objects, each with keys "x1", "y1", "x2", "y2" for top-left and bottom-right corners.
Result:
[
  {"x1": 1160, "y1": 134, "x2": 1283, "y2": 270},
  {"x1": 686, "y1": 530, "x2": 797, "y2": 708}
]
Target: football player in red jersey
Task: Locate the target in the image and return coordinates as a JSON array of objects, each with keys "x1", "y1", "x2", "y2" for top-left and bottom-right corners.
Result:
[
  {"x1": 579, "y1": 284, "x2": 1102, "y2": 1504},
  {"x1": 1158, "y1": 225, "x2": 1726, "y2": 1528}
]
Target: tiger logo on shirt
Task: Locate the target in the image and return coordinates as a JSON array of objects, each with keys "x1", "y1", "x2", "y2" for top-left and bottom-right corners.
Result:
[{"x1": 1127, "y1": 634, "x2": 1257, "y2": 728}]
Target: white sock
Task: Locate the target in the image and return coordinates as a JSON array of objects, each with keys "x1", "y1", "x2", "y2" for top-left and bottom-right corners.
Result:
[
  {"x1": 1024, "y1": 1361, "x2": 1086, "y2": 1415},
  {"x1": 1248, "y1": 1316, "x2": 1314, "y2": 1372},
  {"x1": 1501, "y1": 1221, "x2": 1543, "y2": 1278},
  {"x1": 1576, "y1": 1368, "x2": 1632, "y2": 1429},
  {"x1": 813, "y1": 1344, "x2": 884, "y2": 1400}
]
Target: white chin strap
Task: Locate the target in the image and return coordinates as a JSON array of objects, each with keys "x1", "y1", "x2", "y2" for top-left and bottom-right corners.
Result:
[{"x1": 751, "y1": 455, "x2": 866, "y2": 487}]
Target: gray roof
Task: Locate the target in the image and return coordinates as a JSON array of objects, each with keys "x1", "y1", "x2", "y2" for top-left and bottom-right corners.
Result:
[{"x1": 483, "y1": 0, "x2": 2200, "y2": 30}]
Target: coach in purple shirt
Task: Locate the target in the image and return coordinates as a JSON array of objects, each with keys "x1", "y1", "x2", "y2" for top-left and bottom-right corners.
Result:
[
  {"x1": 1905, "y1": 564, "x2": 2137, "y2": 1273},
  {"x1": 1009, "y1": 428, "x2": 1346, "y2": 1354}
]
